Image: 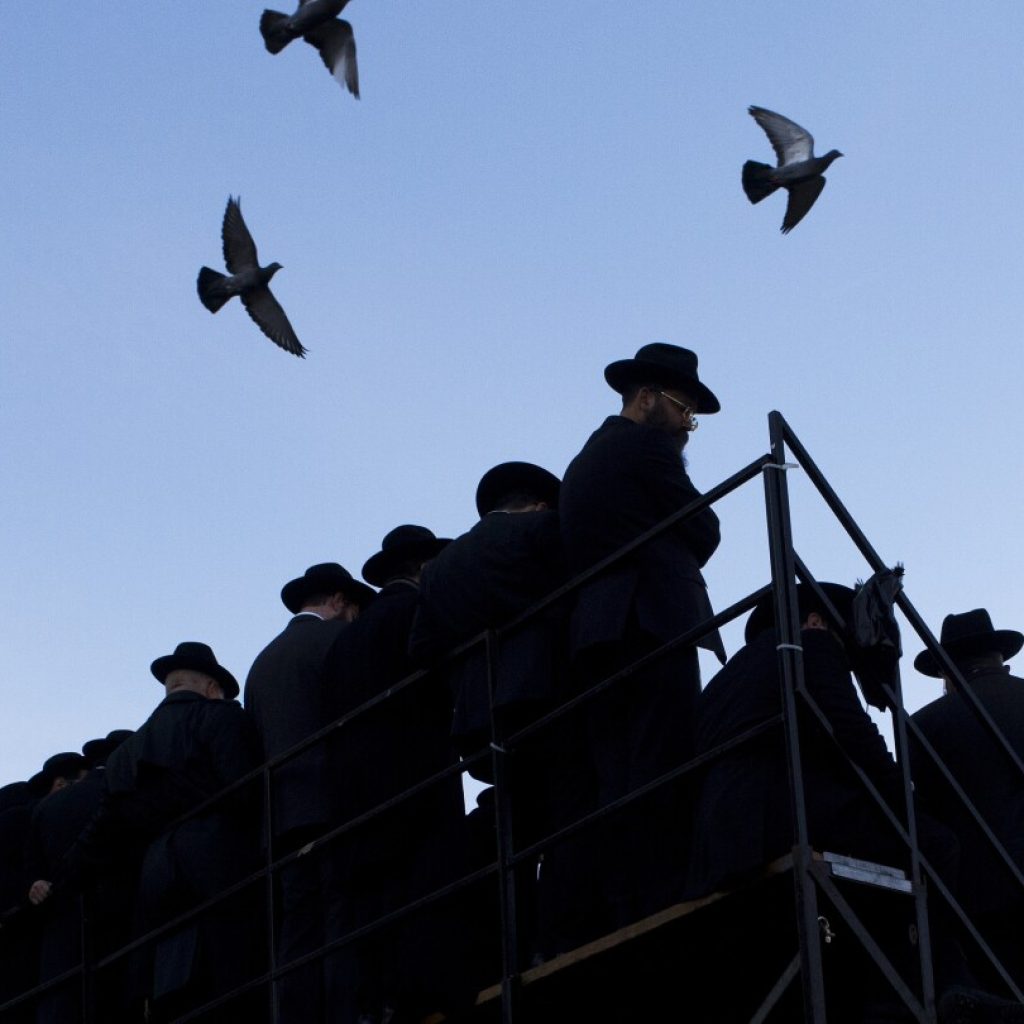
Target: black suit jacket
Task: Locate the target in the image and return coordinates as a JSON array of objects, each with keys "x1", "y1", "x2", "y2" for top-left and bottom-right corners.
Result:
[
  {"x1": 244, "y1": 613, "x2": 348, "y2": 834},
  {"x1": 87, "y1": 692, "x2": 260, "y2": 999},
  {"x1": 910, "y1": 667, "x2": 1024, "y2": 916},
  {"x1": 410, "y1": 510, "x2": 567, "y2": 740},
  {"x1": 25, "y1": 770, "x2": 106, "y2": 884},
  {"x1": 324, "y1": 582, "x2": 463, "y2": 860},
  {"x1": 0, "y1": 799, "x2": 35, "y2": 911},
  {"x1": 689, "y1": 629, "x2": 903, "y2": 895},
  {"x1": 559, "y1": 415, "x2": 724, "y2": 660}
]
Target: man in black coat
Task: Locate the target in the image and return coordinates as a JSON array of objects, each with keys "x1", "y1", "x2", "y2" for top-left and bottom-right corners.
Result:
[
  {"x1": 910, "y1": 609, "x2": 1024, "y2": 988},
  {"x1": 0, "y1": 781, "x2": 38, "y2": 1024},
  {"x1": 44, "y1": 643, "x2": 262, "y2": 1020},
  {"x1": 410, "y1": 461, "x2": 565, "y2": 764},
  {"x1": 5, "y1": 758, "x2": 85, "y2": 1024},
  {"x1": 410, "y1": 461, "x2": 568, "y2": 962},
  {"x1": 689, "y1": 584, "x2": 992, "y2": 1023},
  {"x1": 690, "y1": 583, "x2": 911, "y2": 895},
  {"x1": 24, "y1": 751, "x2": 94, "y2": 1024},
  {"x1": 322, "y1": 526, "x2": 471, "y2": 1024},
  {"x1": 244, "y1": 562, "x2": 374, "y2": 1023},
  {"x1": 558, "y1": 342, "x2": 724, "y2": 927}
]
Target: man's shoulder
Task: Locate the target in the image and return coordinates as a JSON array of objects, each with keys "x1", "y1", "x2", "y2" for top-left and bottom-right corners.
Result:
[
  {"x1": 574, "y1": 415, "x2": 640, "y2": 452},
  {"x1": 702, "y1": 633, "x2": 776, "y2": 695},
  {"x1": 914, "y1": 671, "x2": 1024, "y2": 725},
  {"x1": 568, "y1": 415, "x2": 680, "y2": 472},
  {"x1": 247, "y1": 618, "x2": 344, "y2": 677},
  {"x1": 475, "y1": 509, "x2": 559, "y2": 543}
]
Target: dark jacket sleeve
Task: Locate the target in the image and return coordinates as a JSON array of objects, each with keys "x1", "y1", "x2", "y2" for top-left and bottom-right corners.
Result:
[
  {"x1": 640, "y1": 427, "x2": 721, "y2": 568},
  {"x1": 23, "y1": 805, "x2": 46, "y2": 883},
  {"x1": 802, "y1": 631, "x2": 903, "y2": 805}
]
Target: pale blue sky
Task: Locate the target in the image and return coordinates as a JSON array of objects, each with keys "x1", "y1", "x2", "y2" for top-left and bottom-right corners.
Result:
[{"x1": 3, "y1": 2, "x2": 1022, "y2": 785}]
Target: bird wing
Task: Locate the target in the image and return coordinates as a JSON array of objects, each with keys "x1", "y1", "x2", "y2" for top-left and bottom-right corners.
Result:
[
  {"x1": 240, "y1": 286, "x2": 307, "y2": 357},
  {"x1": 303, "y1": 19, "x2": 359, "y2": 98},
  {"x1": 749, "y1": 106, "x2": 814, "y2": 166},
  {"x1": 222, "y1": 197, "x2": 260, "y2": 274},
  {"x1": 299, "y1": 0, "x2": 350, "y2": 10},
  {"x1": 781, "y1": 176, "x2": 827, "y2": 234}
]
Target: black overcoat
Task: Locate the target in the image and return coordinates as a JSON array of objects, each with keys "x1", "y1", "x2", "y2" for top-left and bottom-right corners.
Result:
[
  {"x1": 689, "y1": 629, "x2": 905, "y2": 895},
  {"x1": 244, "y1": 613, "x2": 348, "y2": 835},
  {"x1": 26, "y1": 771, "x2": 106, "y2": 884},
  {"x1": 410, "y1": 509, "x2": 567, "y2": 742},
  {"x1": 559, "y1": 415, "x2": 724, "y2": 660},
  {"x1": 324, "y1": 582, "x2": 463, "y2": 845},
  {"x1": 0, "y1": 792, "x2": 38, "y2": 1018},
  {"x1": 322, "y1": 582, "x2": 470, "y2": 1020},
  {"x1": 25, "y1": 771, "x2": 108, "y2": 1024},
  {"x1": 0, "y1": 792, "x2": 35, "y2": 910},
  {"x1": 910, "y1": 667, "x2": 1024, "y2": 917},
  {"x1": 83, "y1": 691, "x2": 261, "y2": 1001}
]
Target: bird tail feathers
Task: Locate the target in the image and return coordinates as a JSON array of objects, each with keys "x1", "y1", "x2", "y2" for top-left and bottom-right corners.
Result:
[
  {"x1": 197, "y1": 268, "x2": 231, "y2": 313},
  {"x1": 260, "y1": 10, "x2": 293, "y2": 54},
  {"x1": 742, "y1": 161, "x2": 779, "y2": 204}
]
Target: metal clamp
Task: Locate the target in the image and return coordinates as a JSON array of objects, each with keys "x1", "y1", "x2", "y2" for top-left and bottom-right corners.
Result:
[
  {"x1": 763, "y1": 462, "x2": 799, "y2": 472},
  {"x1": 776, "y1": 643, "x2": 803, "y2": 652}
]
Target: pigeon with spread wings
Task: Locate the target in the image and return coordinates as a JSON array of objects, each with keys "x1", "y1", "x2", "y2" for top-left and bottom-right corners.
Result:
[
  {"x1": 742, "y1": 106, "x2": 843, "y2": 234},
  {"x1": 197, "y1": 197, "x2": 307, "y2": 358},
  {"x1": 260, "y1": 0, "x2": 359, "y2": 99}
]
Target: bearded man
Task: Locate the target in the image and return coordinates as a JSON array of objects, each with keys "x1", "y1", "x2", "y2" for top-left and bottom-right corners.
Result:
[{"x1": 558, "y1": 342, "x2": 724, "y2": 928}]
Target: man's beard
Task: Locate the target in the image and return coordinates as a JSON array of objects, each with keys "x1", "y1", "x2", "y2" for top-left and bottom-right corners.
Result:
[{"x1": 643, "y1": 404, "x2": 690, "y2": 455}]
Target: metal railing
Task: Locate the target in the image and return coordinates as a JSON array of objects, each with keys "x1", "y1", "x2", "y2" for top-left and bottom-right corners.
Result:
[{"x1": 2, "y1": 410, "x2": 1021, "y2": 1023}]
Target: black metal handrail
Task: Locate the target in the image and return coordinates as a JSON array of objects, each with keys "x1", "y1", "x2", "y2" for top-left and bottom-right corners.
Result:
[{"x1": 4, "y1": 414, "x2": 1023, "y2": 1024}]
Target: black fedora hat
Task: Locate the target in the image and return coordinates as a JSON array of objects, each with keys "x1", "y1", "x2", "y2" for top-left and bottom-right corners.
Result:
[
  {"x1": 362, "y1": 525, "x2": 451, "y2": 587},
  {"x1": 914, "y1": 608, "x2": 1024, "y2": 678},
  {"x1": 745, "y1": 581, "x2": 856, "y2": 644},
  {"x1": 604, "y1": 343, "x2": 721, "y2": 414},
  {"x1": 150, "y1": 641, "x2": 240, "y2": 699},
  {"x1": 82, "y1": 738, "x2": 109, "y2": 769},
  {"x1": 0, "y1": 781, "x2": 33, "y2": 812},
  {"x1": 475, "y1": 461, "x2": 561, "y2": 517},
  {"x1": 28, "y1": 752, "x2": 87, "y2": 797},
  {"x1": 280, "y1": 562, "x2": 376, "y2": 614},
  {"x1": 82, "y1": 729, "x2": 134, "y2": 769}
]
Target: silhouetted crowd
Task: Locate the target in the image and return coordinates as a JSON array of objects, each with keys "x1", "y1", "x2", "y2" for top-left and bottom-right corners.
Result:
[{"x1": 3, "y1": 344, "x2": 1024, "y2": 1024}]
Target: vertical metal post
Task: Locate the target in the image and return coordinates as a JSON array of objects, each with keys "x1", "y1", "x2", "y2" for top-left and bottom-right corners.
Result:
[
  {"x1": 487, "y1": 630, "x2": 520, "y2": 1024},
  {"x1": 764, "y1": 411, "x2": 827, "y2": 1024},
  {"x1": 887, "y1": 667, "x2": 937, "y2": 1020},
  {"x1": 79, "y1": 893, "x2": 94, "y2": 1024},
  {"x1": 263, "y1": 763, "x2": 280, "y2": 1024}
]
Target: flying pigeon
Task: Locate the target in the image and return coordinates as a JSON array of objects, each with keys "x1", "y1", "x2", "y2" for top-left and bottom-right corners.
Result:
[
  {"x1": 742, "y1": 106, "x2": 843, "y2": 234},
  {"x1": 197, "y1": 197, "x2": 307, "y2": 358},
  {"x1": 260, "y1": 0, "x2": 359, "y2": 99}
]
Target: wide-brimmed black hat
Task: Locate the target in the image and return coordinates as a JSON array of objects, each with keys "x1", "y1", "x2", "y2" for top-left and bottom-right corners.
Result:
[
  {"x1": 0, "y1": 781, "x2": 33, "y2": 811},
  {"x1": 476, "y1": 461, "x2": 561, "y2": 517},
  {"x1": 280, "y1": 562, "x2": 375, "y2": 614},
  {"x1": 914, "y1": 608, "x2": 1024, "y2": 678},
  {"x1": 362, "y1": 525, "x2": 451, "y2": 587},
  {"x1": 150, "y1": 641, "x2": 239, "y2": 699},
  {"x1": 604, "y1": 343, "x2": 720, "y2": 414},
  {"x1": 28, "y1": 752, "x2": 87, "y2": 797},
  {"x1": 745, "y1": 582, "x2": 856, "y2": 644},
  {"x1": 82, "y1": 729, "x2": 134, "y2": 769}
]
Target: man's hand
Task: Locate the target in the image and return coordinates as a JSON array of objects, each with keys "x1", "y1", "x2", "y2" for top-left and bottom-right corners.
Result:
[{"x1": 28, "y1": 880, "x2": 52, "y2": 906}]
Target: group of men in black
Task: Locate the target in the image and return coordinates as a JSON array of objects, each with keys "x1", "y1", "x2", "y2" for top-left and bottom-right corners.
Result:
[{"x1": 2, "y1": 342, "x2": 1024, "y2": 1024}]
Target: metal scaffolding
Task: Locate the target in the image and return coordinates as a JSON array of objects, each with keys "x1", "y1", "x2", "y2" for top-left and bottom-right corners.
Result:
[{"x1": 2, "y1": 411, "x2": 1021, "y2": 1023}]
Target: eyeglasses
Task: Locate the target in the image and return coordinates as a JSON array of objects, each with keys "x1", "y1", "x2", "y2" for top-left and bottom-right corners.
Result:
[{"x1": 657, "y1": 391, "x2": 699, "y2": 431}]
